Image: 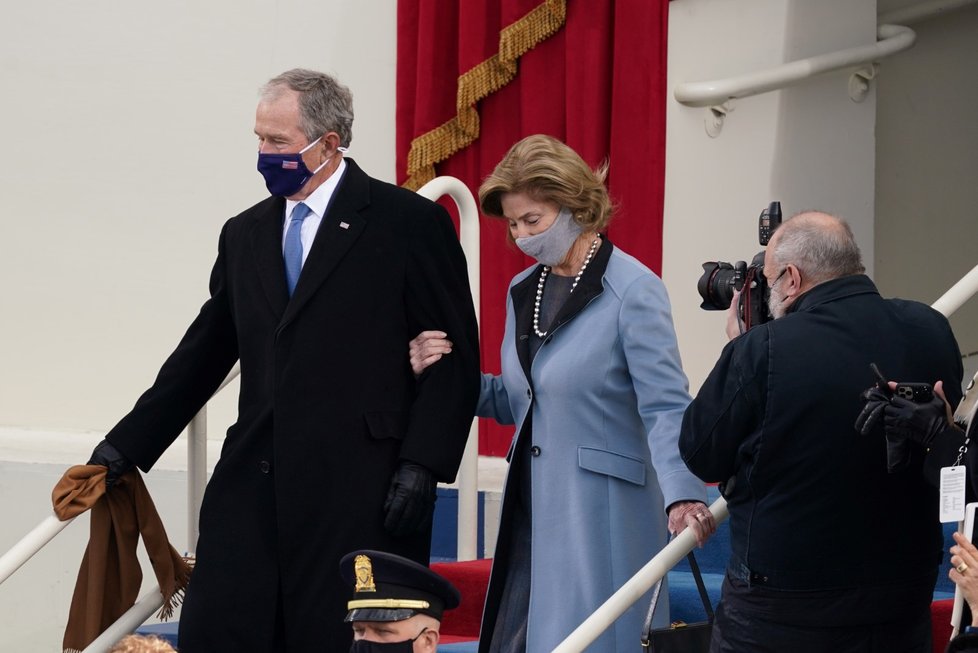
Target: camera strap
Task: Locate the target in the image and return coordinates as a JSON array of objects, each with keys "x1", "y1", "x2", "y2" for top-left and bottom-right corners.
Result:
[{"x1": 952, "y1": 370, "x2": 978, "y2": 467}]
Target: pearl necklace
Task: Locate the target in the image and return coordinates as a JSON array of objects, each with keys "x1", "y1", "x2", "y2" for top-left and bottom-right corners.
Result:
[{"x1": 533, "y1": 237, "x2": 600, "y2": 338}]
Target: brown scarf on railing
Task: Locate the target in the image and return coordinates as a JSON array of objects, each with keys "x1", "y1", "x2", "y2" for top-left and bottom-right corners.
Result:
[{"x1": 53, "y1": 465, "x2": 192, "y2": 653}]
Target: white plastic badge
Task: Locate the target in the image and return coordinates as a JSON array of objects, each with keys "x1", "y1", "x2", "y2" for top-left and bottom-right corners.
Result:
[{"x1": 941, "y1": 466, "x2": 968, "y2": 523}]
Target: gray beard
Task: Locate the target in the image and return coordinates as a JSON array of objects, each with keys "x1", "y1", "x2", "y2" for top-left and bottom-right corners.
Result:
[{"x1": 769, "y1": 285, "x2": 787, "y2": 320}]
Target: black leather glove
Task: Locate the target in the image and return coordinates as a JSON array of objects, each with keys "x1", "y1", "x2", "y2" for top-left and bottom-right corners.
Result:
[
  {"x1": 87, "y1": 439, "x2": 134, "y2": 490},
  {"x1": 855, "y1": 386, "x2": 890, "y2": 436},
  {"x1": 383, "y1": 462, "x2": 437, "y2": 537},
  {"x1": 885, "y1": 436, "x2": 912, "y2": 474},
  {"x1": 884, "y1": 394, "x2": 951, "y2": 446}
]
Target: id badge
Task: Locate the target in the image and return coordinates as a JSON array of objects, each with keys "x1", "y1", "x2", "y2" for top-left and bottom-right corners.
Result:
[{"x1": 940, "y1": 466, "x2": 968, "y2": 523}]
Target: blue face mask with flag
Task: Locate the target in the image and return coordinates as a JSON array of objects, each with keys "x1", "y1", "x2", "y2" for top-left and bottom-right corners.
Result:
[{"x1": 257, "y1": 136, "x2": 338, "y2": 197}]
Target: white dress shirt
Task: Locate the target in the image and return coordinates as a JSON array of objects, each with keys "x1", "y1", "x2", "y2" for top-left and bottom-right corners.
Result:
[{"x1": 282, "y1": 158, "x2": 347, "y2": 268}]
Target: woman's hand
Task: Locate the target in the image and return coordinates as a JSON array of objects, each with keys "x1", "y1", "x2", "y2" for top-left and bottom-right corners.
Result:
[
  {"x1": 667, "y1": 500, "x2": 717, "y2": 547},
  {"x1": 950, "y1": 531, "x2": 978, "y2": 627},
  {"x1": 409, "y1": 331, "x2": 453, "y2": 377}
]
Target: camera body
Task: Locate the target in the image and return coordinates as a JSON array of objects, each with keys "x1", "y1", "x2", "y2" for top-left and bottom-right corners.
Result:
[{"x1": 697, "y1": 201, "x2": 783, "y2": 330}]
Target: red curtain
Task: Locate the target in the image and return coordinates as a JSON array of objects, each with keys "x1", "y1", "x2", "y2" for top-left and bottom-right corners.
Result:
[{"x1": 397, "y1": 0, "x2": 670, "y2": 456}]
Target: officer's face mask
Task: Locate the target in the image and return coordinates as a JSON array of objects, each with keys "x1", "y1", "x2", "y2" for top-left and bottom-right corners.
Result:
[
  {"x1": 257, "y1": 136, "x2": 341, "y2": 197},
  {"x1": 349, "y1": 627, "x2": 428, "y2": 653}
]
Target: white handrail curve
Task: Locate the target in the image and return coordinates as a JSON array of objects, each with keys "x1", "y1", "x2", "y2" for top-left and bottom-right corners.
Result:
[
  {"x1": 674, "y1": 24, "x2": 916, "y2": 108},
  {"x1": 0, "y1": 514, "x2": 74, "y2": 586},
  {"x1": 415, "y1": 175, "x2": 482, "y2": 561}
]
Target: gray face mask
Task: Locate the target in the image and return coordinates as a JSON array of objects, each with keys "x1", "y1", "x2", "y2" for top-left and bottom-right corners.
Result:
[{"x1": 515, "y1": 207, "x2": 583, "y2": 267}]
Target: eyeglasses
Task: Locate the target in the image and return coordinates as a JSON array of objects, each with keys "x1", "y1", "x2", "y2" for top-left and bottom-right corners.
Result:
[{"x1": 769, "y1": 268, "x2": 787, "y2": 288}]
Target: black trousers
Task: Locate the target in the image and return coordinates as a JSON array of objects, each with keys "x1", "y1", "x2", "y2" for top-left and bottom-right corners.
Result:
[{"x1": 710, "y1": 573, "x2": 934, "y2": 653}]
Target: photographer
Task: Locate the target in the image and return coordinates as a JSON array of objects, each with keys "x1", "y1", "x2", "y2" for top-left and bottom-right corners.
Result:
[{"x1": 679, "y1": 211, "x2": 964, "y2": 653}]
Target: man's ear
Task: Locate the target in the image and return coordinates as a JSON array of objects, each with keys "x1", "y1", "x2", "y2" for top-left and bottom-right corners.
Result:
[
  {"x1": 321, "y1": 131, "x2": 342, "y2": 155},
  {"x1": 784, "y1": 264, "x2": 804, "y2": 297},
  {"x1": 420, "y1": 628, "x2": 440, "y2": 651}
]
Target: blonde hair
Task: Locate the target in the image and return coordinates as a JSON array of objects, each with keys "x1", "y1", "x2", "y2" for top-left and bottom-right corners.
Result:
[
  {"x1": 109, "y1": 634, "x2": 177, "y2": 653},
  {"x1": 479, "y1": 135, "x2": 614, "y2": 237}
]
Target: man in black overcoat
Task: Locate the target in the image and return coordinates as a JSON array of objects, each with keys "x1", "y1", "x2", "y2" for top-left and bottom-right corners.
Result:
[
  {"x1": 680, "y1": 212, "x2": 963, "y2": 653},
  {"x1": 86, "y1": 69, "x2": 480, "y2": 652}
]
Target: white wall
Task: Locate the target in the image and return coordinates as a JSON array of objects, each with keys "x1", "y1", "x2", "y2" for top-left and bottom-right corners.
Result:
[
  {"x1": 664, "y1": 0, "x2": 879, "y2": 392},
  {"x1": 0, "y1": 0, "x2": 398, "y2": 437},
  {"x1": 875, "y1": 4, "x2": 978, "y2": 380}
]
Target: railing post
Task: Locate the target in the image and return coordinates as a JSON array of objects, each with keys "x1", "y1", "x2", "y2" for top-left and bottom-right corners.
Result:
[
  {"x1": 187, "y1": 408, "x2": 207, "y2": 555},
  {"x1": 416, "y1": 176, "x2": 481, "y2": 561}
]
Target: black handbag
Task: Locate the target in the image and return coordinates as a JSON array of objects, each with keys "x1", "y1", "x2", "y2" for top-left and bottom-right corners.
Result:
[{"x1": 640, "y1": 550, "x2": 714, "y2": 652}]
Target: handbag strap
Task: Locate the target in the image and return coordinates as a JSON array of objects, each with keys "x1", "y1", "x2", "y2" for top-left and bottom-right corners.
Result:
[
  {"x1": 640, "y1": 550, "x2": 715, "y2": 647},
  {"x1": 640, "y1": 576, "x2": 663, "y2": 648},
  {"x1": 686, "y1": 549, "x2": 715, "y2": 622}
]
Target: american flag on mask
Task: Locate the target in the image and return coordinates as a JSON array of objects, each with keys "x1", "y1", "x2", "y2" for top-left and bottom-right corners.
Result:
[{"x1": 282, "y1": 161, "x2": 299, "y2": 169}]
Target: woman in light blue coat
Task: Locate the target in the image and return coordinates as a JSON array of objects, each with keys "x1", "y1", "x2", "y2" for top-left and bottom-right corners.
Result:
[{"x1": 410, "y1": 135, "x2": 714, "y2": 653}]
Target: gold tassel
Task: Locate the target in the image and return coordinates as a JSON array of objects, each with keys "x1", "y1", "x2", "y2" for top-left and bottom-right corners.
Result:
[{"x1": 403, "y1": 0, "x2": 567, "y2": 190}]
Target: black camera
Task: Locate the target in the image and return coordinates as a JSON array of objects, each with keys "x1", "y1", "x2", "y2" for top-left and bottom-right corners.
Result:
[{"x1": 697, "y1": 201, "x2": 783, "y2": 330}]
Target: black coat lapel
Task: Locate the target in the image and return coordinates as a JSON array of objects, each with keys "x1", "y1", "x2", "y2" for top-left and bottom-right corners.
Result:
[
  {"x1": 251, "y1": 196, "x2": 289, "y2": 319},
  {"x1": 509, "y1": 238, "x2": 613, "y2": 380},
  {"x1": 547, "y1": 237, "x2": 611, "y2": 332},
  {"x1": 277, "y1": 159, "x2": 369, "y2": 333},
  {"x1": 510, "y1": 267, "x2": 542, "y2": 382}
]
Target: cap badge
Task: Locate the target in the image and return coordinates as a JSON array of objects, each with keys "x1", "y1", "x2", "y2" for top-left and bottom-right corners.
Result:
[{"x1": 354, "y1": 554, "x2": 377, "y2": 592}]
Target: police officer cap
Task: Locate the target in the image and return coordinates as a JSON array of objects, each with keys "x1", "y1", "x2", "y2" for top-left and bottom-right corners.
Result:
[{"x1": 340, "y1": 550, "x2": 460, "y2": 623}]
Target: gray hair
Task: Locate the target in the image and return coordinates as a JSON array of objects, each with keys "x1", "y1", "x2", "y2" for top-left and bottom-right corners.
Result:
[
  {"x1": 260, "y1": 69, "x2": 354, "y2": 147},
  {"x1": 770, "y1": 211, "x2": 865, "y2": 285}
]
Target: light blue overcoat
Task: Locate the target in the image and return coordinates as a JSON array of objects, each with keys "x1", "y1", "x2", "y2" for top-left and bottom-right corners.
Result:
[{"x1": 477, "y1": 242, "x2": 706, "y2": 652}]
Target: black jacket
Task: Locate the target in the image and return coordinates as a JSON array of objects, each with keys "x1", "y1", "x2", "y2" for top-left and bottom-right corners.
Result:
[
  {"x1": 680, "y1": 275, "x2": 962, "y2": 598},
  {"x1": 105, "y1": 160, "x2": 480, "y2": 652}
]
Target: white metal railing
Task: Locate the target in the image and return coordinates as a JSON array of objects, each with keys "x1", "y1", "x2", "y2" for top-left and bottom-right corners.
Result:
[
  {"x1": 933, "y1": 264, "x2": 978, "y2": 318},
  {"x1": 0, "y1": 514, "x2": 73, "y2": 586},
  {"x1": 675, "y1": 0, "x2": 978, "y2": 124},
  {"x1": 673, "y1": 23, "x2": 916, "y2": 109},
  {"x1": 186, "y1": 362, "x2": 239, "y2": 553},
  {"x1": 551, "y1": 261, "x2": 978, "y2": 652}
]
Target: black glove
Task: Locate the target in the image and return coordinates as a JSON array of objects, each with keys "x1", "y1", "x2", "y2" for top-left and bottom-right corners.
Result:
[
  {"x1": 87, "y1": 439, "x2": 134, "y2": 490},
  {"x1": 885, "y1": 436, "x2": 912, "y2": 474},
  {"x1": 855, "y1": 386, "x2": 890, "y2": 436},
  {"x1": 884, "y1": 394, "x2": 951, "y2": 446},
  {"x1": 383, "y1": 462, "x2": 437, "y2": 537}
]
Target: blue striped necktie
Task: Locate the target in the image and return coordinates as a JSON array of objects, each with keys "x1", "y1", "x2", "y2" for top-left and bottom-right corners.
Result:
[{"x1": 284, "y1": 202, "x2": 312, "y2": 296}]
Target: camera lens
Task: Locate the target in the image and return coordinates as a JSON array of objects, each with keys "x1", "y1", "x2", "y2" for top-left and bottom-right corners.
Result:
[{"x1": 697, "y1": 261, "x2": 746, "y2": 310}]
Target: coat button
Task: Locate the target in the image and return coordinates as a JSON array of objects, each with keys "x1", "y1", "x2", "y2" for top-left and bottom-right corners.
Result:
[
  {"x1": 530, "y1": 446, "x2": 541, "y2": 457},
  {"x1": 526, "y1": 389, "x2": 532, "y2": 398},
  {"x1": 259, "y1": 460, "x2": 271, "y2": 474}
]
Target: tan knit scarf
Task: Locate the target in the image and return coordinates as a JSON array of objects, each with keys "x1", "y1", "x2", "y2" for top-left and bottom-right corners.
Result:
[{"x1": 53, "y1": 465, "x2": 191, "y2": 653}]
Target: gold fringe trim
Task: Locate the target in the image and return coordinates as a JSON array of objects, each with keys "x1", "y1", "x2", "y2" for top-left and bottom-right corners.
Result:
[{"x1": 403, "y1": 0, "x2": 567, "y2": 190}]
